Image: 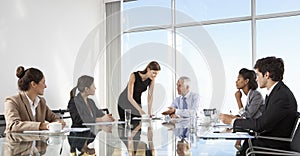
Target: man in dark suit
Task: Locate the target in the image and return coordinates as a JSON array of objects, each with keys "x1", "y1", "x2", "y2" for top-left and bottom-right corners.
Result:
[{"x1": 220, "y1": 56, "x2": 298, "y2": 156}]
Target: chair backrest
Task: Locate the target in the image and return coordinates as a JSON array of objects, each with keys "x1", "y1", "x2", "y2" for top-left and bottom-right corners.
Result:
[
  {"x1": 0, "y1": 115, "x2": 5, "y2": 137},
  {"x1": 100, "y1": 108, "x2": 110, "y2": 114},
  {"x1": 289, "y1": 112, "x2": 300, "y2": 139},
  {"x1": 291, "y1": 113, "x2": 300, "y2": 152},
  {"x1": 290, "y1": 112, "x2": 300, "y2": 152},
  {"x1": 52, "y1": 109, "x2": 71, "y2": 119}
]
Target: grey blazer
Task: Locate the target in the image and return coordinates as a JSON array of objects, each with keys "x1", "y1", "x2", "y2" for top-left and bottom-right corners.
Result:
[
  {"x1": 68, "y1": 93, "x2": 105, "y2": 127},
  {"x1": 242, "y1": 89, "x2": 265, "y2": 119}
]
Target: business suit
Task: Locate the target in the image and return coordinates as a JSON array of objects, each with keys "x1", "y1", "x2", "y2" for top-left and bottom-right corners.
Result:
[
  {"x1": 234, "y1": 81, "x2": 298, "y2": 155},
  {"x1": 4, "y1": 92, "x2": 59, "y2": 133},
  {"x1": 68, "y1": 93, "x2": 105, "y2": 127}
]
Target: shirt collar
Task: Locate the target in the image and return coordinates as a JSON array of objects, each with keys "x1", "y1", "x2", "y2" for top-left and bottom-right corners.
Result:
[
  {"x1": 25, "y1": 93, "x2": 40, "y2": 107},
  {"x1": 266, "y1": 81, "x2": 278, "y2": 96},
  {"x1": 181, "y1": 90, "x2": 191, "y2": 99}
]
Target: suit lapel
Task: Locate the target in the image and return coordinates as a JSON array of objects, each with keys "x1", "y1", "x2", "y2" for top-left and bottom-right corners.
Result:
[
  {"x1": 75, "y1": 94, "x2": 93, "y2": 118},
  {"x1": 265, "y1": 81, "x2": 282, "y2": 109},
  {"x1": 19, "y1": 92, "x2": 35, "y2": 121}
]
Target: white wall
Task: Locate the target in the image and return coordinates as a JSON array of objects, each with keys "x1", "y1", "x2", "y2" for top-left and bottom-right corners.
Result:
[{"x1": 0, "y1": 0, "x2": 106, "y2": 113}]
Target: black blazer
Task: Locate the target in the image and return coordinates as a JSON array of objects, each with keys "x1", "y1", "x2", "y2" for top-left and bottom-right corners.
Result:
[
  {"x1": 234, "y1": 81, "x2": 298, "y2": 149},
  {"x1": 68, "y1": 93, "x2": 105, "y2": 127}
]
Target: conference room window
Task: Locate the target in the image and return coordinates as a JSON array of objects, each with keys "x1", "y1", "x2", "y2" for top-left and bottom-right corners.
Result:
[
  {"x1": 202, "y1": 21, "x2": 252, "y2": 113},
  {"x1": 121, "y1": 0, "x2": 300, "y2": 114},
  {"x1": 256, "y1": 0, "x2": 300, "y2": 15},
  {"x1": 175, "y1": 0, "x2": 250, "y2": 24},
  {"x1": 256, "y1": 15, "x2": 300, "y2": 108}
]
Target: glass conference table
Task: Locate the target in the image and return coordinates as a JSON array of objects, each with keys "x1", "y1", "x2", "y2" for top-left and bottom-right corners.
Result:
[{"x1": 0, "y1": 117, "x2": 253, "y2": 156}]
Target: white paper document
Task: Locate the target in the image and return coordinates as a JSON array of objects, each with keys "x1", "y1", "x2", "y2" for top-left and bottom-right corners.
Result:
[
  {"x1": 132, "y1": 117, "x2": 150, "y2": 120},
  {"x1": 213, "y1": 123, "x2": 232, "y2": 128},
  {"x1": 23, "y1": 130, "x2": 64, "y2": 134},
  {"x1": 83, "y1": 121, "x2": 126, "y2": 126},
  {"x1": 198, "y1": 131, "x2": 254, "y2": 139},
  {"x1": 23, "y1": 127, "x2": 90, "y2": 134},
  {"x1": 63, "y1": 127, "x2": 90, "y2": 132}
]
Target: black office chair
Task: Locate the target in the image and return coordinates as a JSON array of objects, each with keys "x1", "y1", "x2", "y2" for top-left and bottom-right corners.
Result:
[
  {"x1": 246, "y1": 112, "x2": 300, "y2": 156},
  {"x1": 52, "y1": 109, "x2": 71, "y2": 119},
  {"x1": 0, "y1": 115, "x2": 6, "y2": 137},
  {"x1": 100, "y1": 108, "x2": 110, "y2": 114}
]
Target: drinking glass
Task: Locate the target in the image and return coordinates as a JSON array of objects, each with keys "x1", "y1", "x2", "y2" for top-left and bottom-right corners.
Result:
[
  {"x1": 189, "y1": 110, "x2": 197, "y2": 133},
  {"x1": 124, "y1": 124, "x2": 131, "y2": 137},
  {"x1": 125, "y1": 109, "x2": 131, "y2": 125}
]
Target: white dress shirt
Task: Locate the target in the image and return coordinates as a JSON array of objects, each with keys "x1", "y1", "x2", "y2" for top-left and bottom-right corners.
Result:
[
  {"x1": 25, "y1": 93, "x2": 40, "y2": 121},
  {"x1": 170, "y1": 91, "x2": 201, "y2": 118}
]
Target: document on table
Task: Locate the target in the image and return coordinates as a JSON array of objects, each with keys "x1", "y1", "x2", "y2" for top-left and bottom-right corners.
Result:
[
  {"x1": 23, "y1": 130, "x2": 65, "y2": 134},
  {"x1": 198, "y1": 131, "x2": 254, "y2": 139},
  {"x1": 132, "y1": 117, "x2": 150, "y2": 120},
  {"x1": 83, "y1": 121, "x2": 126, "y2": 126},
  {"x1": 133, "y1": 117, "x2": 163, "y2": 120},
  {"x1": 63, "y1": 127, "x2": 90, "y2": 132},
  {"x1": 213, "y1": 123, "x2": 232, "y2": 128},
  {"x1": 23, "y1": 127, "x2": 90, "y2": 134}
]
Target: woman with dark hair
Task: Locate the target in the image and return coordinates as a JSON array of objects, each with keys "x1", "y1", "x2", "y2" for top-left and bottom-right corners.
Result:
[
  {"x1": 118, "y1": 61, "x2": 161, "y2": 121},
  {"x1": 234, "y1": 68, "x2": 265, "y2": 150},
  {"x1": 68, "y1": 75, "x2": 115, "y2": 128},
  {"x1": 235, "y1": 68, "x2": 264, "y2": 119},
  {"x1": 4, "y1": 66, "x2": 65, "y2": 133}
]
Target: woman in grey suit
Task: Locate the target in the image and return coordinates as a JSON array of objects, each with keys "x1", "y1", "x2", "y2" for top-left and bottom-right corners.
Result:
[
  {"x1": 235, "y1": 68, "x2": 265, "y2": 119},
  {"x1": 234, "y1": 68, "x2": 265, "y2": 150},
  {"x1": 68, "y1": 75, "x2": 115, "y2": 128}
]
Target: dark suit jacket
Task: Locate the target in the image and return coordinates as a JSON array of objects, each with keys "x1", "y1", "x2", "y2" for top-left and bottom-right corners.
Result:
[
  {"x1": 68, "y1": 93, "x2": 105, "y2": 127},
  {"x1": 234, "y1": 81, "x2": 298, "y2": 149},
  {"x1": 4, "y1": 92, "x2": 59, "y2": 133}
]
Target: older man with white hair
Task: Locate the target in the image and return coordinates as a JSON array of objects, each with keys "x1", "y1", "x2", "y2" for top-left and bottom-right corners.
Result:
[{"x1": 162, "y1": 76, "x2": 201, "y2": 118}]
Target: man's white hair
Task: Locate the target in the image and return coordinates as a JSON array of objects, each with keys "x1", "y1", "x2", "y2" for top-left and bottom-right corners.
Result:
[{"x1": 179, "y1": 76, "x2": 191, "y2": 87}]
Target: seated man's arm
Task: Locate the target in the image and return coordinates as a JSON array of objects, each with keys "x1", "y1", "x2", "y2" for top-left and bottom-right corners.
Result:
[{"x1": 162, "y1": 97, "x2": 180, "y2": 116}]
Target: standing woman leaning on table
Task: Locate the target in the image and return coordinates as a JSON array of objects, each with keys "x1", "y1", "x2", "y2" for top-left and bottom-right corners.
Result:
[
  {"x1": 118, "y1": 61, "x2": 160, "y2": 121},
  {"x1": 68, "y1": 75, "x2": 115, "y2": 128},
  {"x1": 4, "y1": 66, "x2": 65, "y2": 133}
]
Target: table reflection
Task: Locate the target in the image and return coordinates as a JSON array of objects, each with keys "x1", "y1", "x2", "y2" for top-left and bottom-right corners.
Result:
[
  {"x1": 4, "y1": 133, "x2": 51, "y2": 156},
  {"x1": 68, "y1": 131, "x2": 96, "y2": 155},
  {"x1": 0, "y1": 117, "x2": 240, "y2": 156},
  {"x1": 117, "y1": 120, "x2": 154, "y2": 156}
]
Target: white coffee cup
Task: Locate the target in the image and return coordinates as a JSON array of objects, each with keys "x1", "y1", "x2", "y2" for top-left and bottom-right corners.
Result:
[
  {"x1": 47, "y1": 135, "x2": 62, "y2": 145},
  {"x1": 47, "y1": 122, "x2": 62, "y2": 132}
]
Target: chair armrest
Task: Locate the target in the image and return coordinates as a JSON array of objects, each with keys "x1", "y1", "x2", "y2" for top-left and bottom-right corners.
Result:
[
  {"x1": 255, "y1": 135, "x2": 292, "y2": 142},
  {"x1": 246, "y1": 146, "x2": 300, "y2": 156}
]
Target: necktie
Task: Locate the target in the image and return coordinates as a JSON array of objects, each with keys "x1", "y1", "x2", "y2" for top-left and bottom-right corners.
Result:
[
  {"x1": 182, "y1": 97, "x2": 187, "y2": 109},
  {"x1": 265, "y1": 95, "x2": 269, "y2": 102},
  {"x1": 181, "y1": 128, "x2": 188, "y2": 138},
  {"x1": 265, "y1": 94, "x2": 269, "y2": 108}
]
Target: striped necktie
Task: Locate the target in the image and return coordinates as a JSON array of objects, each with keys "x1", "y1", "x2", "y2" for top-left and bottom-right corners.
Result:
[{"x1": 182, "y1": 97, "x2": 187, "y2": 109}]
